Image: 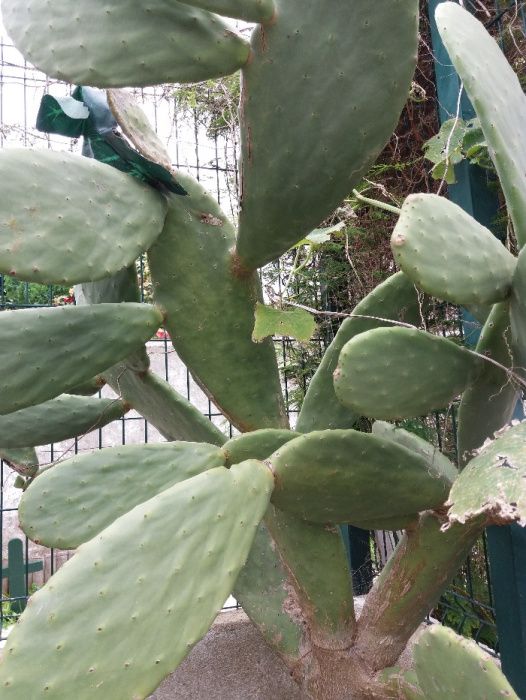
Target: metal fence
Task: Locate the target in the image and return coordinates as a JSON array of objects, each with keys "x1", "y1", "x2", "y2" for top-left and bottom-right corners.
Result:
[{"x1": 0, "y1": 26, "x2": 499, "y2": 661}]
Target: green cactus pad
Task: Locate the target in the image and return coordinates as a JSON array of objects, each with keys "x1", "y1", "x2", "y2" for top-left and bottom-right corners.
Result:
[
  {"x1": 266, "y1": 507, "x2": 355, "y2": 643},
  {"x1": 510, "y1": 245, "x2": 526, "y2": 377},
  {"x1": 0, "y1": 149, "x2": 167, "y2": 285},
  {"x1": 447, "y1": 421, "x2": 526, "y2": 528},
  {"x1": 223, "y1": 429, "x2": 296, "y2": 465},
  {"x1": 67, "y1": 376, "x2": 105, "y2": 397},
  {"x1": 0, "y1": 447, "x2": 39, "y2": 477},
  {"x1": 20, "y1": 442, "x2": 225, "y2": 548},
  {"x1": 0, "y1": 303, "x2": 162, "y2": 415},
  {"x1": 107, "y1": 90, "x2": 174, "y2": 171},
  {"x1": 234, "y1": 520, "x2": 304, "y2": 661},
  {"x1": 149, "y1": 182, "x2": 287, "y2": 432},
  {"x1": 436, "y1": 2, "x2": 526, "y2": 249},
  {"x1": 2, "y1": 0, "x2": 250, "y2": 88},
  {"x1": 180, "y1": 0, "x2": 274, "y2": 23},
  {"x1": 297, "y1": 272, "x2": 423, "y2": 432},
  {"x1": 105, "y1": 367, "x2": 227, "y2": 446},
  {"x1": 270, "y1": 429, "x2": 453, "y2": 525},
  {"x1": 372, "y1": 422, "x2": 458, "y2": 484},
  {"x1": 0, "y1": 461, "x2": 273, "y2": 699},
  {"x1": 235, "y1": 0, "x2": 418, "y2": 269},
  {"x1": 334, "y1": 327, "x2": 482, "y2": 420},
  {"x1": 79, "y1": 266, "x2": 150, "y2": 374},
  {"x1": 80, "y1": 261, "x2": 225, "y2": 445},
  {"x1": 391, "y1": 194, "x2": 516, "y2": 304},
  {"x1": 413, "y1": 625, "x2": 518, "y2": 699},
  {"x1": 458, "y1": 303, "x2": 519, "y2": 465},
  {"x1": 0, "y1": 395, "x2": 128, "y2": 449}
]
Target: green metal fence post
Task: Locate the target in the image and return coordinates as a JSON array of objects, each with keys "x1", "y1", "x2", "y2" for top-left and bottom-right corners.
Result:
[
  {"x1": 428, "y1": 1, "x2": 526, "y2": 694},
  {"x1": 1, "y1": 538, "x2": 43, "y2": 614}
]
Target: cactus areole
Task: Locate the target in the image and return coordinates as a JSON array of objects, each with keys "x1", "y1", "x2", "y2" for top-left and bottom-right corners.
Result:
[{"x1": 0, "y1": 1, "x2": 522, "y2": 698}]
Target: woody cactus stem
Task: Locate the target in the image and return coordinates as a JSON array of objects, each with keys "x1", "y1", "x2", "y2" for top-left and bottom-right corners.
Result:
[{"x1": 0, "y1": 2, "x2": 524, "y2": 699}]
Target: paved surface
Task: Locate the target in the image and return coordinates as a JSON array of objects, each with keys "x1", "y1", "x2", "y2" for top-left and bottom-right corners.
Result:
[{"x1": 149, "y1": 609, "x2": 303, "y2": 699}]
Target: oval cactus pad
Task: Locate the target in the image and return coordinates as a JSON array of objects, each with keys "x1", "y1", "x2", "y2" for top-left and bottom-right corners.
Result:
[
  {"x1": 0, "y1": 462, "x2": 273, "y2": 699},
  {"x1": 270, "y1": 429, "x2": 454, "y2": 525},
  {"x1": 20, "y1": 442, "x2": 226, "y2": 548},
  {"x1": 0, "y1": 395, "x2": 128, "y2": 449},
  {"x1": 334, "y1": 327, "x2": 482, "y2": 420},
  {"x1": 1, "y1": 0, "x2": 250, "y2": 87},
  {"x1": 0, "y1": 149, "x2": 167, "y2": 285},
  {"x1": 391, "y1": 194, "x2": 516, "y2": 305},
  {"x1": 0, "y1": 303, "x2": 162, "y2": 414}
]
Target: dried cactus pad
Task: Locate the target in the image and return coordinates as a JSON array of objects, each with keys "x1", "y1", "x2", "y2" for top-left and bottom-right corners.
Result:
[
  {"x1": 413, "y1": 625, "x2": 518, "y2": 699},
  {"x1": 269, "y1": 429, "x2": 454, "y2": 526},
  {"x1": 0, "y1": 461, "x2": 273, "y2": 700},
  {"x1": 1, "y1": 0, "x2": 250, "y2": 88},
  {"x1": 447, "y1": 421, "x2": 526, "y2": 528},
  {"x1": 334, "y1": 327, "x2": 482, "y2": 420},
  {"x1": 0, "y1": 303, "x2": 163, "y2": 415},
  {"x1": 391, "y1": 194, "x2": 516, "y2": 305},
  {"x1": 436, "y1": 1, "x2": 526, "y2": 249},
  {"x1": 0, "y1": 149, "x2": 167, "y2": 285},
  {"x1": 20, "y1": 442, "x2": 226, "y2": 548},
  {"x1": 0, "y1": 396, "x2": 128, "y2": 449}
]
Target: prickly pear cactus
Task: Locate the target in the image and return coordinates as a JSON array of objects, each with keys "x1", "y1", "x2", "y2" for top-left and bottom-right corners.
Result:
[{"x1": 0, "y1": 1, "x2": 524, "y2": 699}]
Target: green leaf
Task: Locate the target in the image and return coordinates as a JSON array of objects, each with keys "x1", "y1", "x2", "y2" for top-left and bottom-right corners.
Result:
[
  {"x1": 423, "y1": 117, "x2": 466, "y2": 167},
  {"x1": 293, "y1": 221, "x2": 346, "y2": 248},
  {"x1": 252, "y1": 303, "x2": 316, "y2": 343},
  {"x1": 431, "y1": 160, "x2": 457, "y2": 185}
]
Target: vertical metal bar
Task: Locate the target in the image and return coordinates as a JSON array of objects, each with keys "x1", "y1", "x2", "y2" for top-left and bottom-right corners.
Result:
[{"x1": 428, "y1": 2, "x2": 526, "y2": 694}]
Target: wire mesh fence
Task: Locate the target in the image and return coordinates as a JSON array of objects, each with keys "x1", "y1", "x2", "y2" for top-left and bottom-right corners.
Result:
[{"x1": 0, "y1": 30, "x2": 499, "y2": 657}]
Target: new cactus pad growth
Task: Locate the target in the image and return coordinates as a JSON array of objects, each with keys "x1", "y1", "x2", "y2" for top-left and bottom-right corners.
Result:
[{"x1": 0, "y1": 1, "x2": 525, "y2": 698}]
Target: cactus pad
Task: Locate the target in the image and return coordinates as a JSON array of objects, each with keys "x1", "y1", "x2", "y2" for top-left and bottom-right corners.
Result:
[
  {"x1": 334, "y1": 327, "x2": 482, "y2": 420},
  {"x1": 413, "y1": 625, "x2": 518, "y2": 699},
  {"x1": 235, "y1": 0, "x2": 419, "y2": 269},
  {"x1": 0, "y1": 396, "x2": 128, "y2": 449},
  {"x1": 436, "y1": 2, "x2": 526, "y2": 249},
  {"x1": 0, "y1": 149, "x2": 167, "y2": 285},
  {"x1": 179, "y1": 0, "x2": 275, "y2": 23},
  {"x1": 510, "y1": 245, "x2": 526, "y2": 376},
  {"x1": 0, "y1": 303, "x2": 162, "y2": 414},
  {"x1": 372, "y1": 421, "x2": 458, "y2": 484},
  {"x1": 0, "y1": 447, "x2": 39, "y2": 477},
  {"x1": 223, "y1": 429, "x2": 296, "y2": 465},
  {"x1": 2, "y1": 0, "x2": 250, "y2": 88},
  {"x1": 149, "y1": 182, "x2": 287, "y2": 432},
  {"x1": 20, "y1": 442, "x2": 226, "y2": 548},
  {"x1": 447, "y1": 421, "x2": 526, "y2": 527},
  {"x1": 458, "y1": 302, "x2": 519, "y2": 465},
  {"x1": 104, "y1": 367, "x2": 227, "y2": 446},
  {"x1": 391, "y1": 194, "x2": 516, "y2": 304},
  {"x1": 107, "y1": 90, "x2": 174, "y2": 170},
  {"x1": 297, "y1": 272, "x2": 423, "y2": 432},
  {"x1": 270, "y1": 429, "x2": 453, "y2": 525},
  {"x1": 0, "y1": 461, "x2": 273, "y2": 699}
]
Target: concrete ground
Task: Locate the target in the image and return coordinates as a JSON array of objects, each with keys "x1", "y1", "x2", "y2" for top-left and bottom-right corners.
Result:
[{"x1": 149, "y1": 609, "x2": 303, "y2": 700}]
